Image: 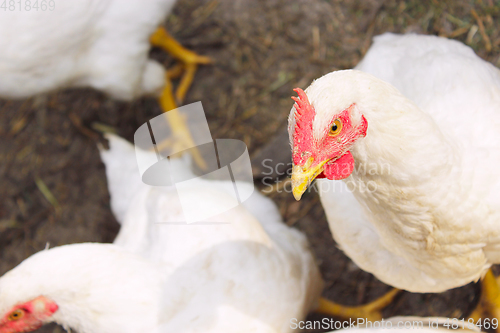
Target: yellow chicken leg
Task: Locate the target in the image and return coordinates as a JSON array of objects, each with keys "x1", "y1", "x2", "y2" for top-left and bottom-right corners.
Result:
[
  {"x1": 149, "y1": 26, "x2": 210, "y2": 170},
  {"x1": 150, "y1": 26, "x2": 212, "y2": 103},
  {"x1": 316, "y1": 288, "x2": 401, "y2": 322},
  {"x1": 155, "y1": 75, "x2": 207, "y2": 170},
  {"x1": 468, "y1": 269, "x2": 500, "y2": 332}
]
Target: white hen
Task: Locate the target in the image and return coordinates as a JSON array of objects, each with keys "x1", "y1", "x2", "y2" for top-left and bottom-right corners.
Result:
[
  {"x1": 0, "y1": 134, "x2": 322, "y2": 333},
  {"x1": 0, "y1": 1, "x2": 174, "y2": 99},
  {"x1": 0, "y1": 0, "x2": 211, "y2": 101},
  {"x1": 288, "y1": 33, "x2": 500, "y2": 320},
  {"x1": 0, "y1": 1, "x2": 211, "y2": 167}
]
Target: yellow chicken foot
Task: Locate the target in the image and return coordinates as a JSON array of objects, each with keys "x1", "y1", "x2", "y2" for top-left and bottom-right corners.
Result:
[
  {"x1": 468, "y1": 269, "x2": 500, "y2": 333},
  {"x1": 315, "y1": 288, "x2": 401, "y2": 322},
  {"x1": 150, "y1": 26, "x2": 212, "y2": 103}
]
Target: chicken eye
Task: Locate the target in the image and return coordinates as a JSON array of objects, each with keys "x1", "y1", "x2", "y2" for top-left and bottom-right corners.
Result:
[
  {"x1": 8, "y1": 309, "x2": 25, "y2": 321},
  {"x1": 329, "y1": 119, "x2": 342, "y2": 136}
]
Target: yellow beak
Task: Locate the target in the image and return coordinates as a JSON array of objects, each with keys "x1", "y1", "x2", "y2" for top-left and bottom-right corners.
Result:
[{"x1": 291, "y1": 157, "x2": 328, "y2": 201}]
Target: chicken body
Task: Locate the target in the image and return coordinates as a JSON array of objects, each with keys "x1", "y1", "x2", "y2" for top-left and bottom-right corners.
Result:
[
  {"x1": 289, "y1": 33, "x2": 500, "y2": 293},
  {"x1": 0, "y1": 135, "x2": 322, "y2": 333},
  {"x1": 0, "y1": 0, "x2": 176, "y2": 100}
]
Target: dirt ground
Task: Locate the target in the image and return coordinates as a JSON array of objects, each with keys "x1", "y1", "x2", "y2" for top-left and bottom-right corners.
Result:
[{"x1": 1, "y1": 0, "x2": 500, "y2": 332}]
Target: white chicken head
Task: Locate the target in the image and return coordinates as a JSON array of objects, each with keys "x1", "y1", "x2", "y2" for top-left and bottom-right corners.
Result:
[
  {"x1": 288, "y1": 70, "x2": 370, "y2": 200},
  {"x1": 0, "y1": 257, "x2": 59, "y2": 333},
  {"x1": 0, "y1": 296, "x2": 58, "y2": 333},
  {"x1": 0, "y1": 243, "x2": 163, "y2": 333}
]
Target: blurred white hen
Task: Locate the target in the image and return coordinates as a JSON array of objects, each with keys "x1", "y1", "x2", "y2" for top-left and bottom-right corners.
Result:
[
  {"x1": 0, "y1": 134, "x2": 322, "y2": 333},
  {"x1": 0, "y1": 1, "x2": 175, "y2": 99},
  {"x1": 0, "y1": 0, "x2": 212, "y2": 101},
  {"x1": 0, "y1": 1, "x2": 211, "y2": 167}
]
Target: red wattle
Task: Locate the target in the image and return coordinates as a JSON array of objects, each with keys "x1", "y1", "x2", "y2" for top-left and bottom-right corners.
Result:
[{"x1": 324, "y1": 151, "x2": 354, "y2": 180}]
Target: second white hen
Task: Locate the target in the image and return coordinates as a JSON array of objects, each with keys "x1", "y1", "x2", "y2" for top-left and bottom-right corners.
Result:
[{"x1": 0, "y1": 134, "x2": 322, "y2": 333}]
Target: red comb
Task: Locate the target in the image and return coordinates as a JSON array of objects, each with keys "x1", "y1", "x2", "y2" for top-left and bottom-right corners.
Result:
[
  {"x1": 291, "y1": 88, "x2": 315, "y2": 165},
  {"x1": 292, "y1": 88, "x2": 315, "y2": 131}
]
